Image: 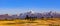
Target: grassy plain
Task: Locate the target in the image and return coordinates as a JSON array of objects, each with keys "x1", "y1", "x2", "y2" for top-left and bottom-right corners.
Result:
[{"x1": 0, "y1": 18, "x2": 60, "y2": 26}]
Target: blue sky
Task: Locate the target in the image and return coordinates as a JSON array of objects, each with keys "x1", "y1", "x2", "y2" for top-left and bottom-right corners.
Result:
[{"x1": 0, "y1": 0, "x2": 60, "y2": 14}]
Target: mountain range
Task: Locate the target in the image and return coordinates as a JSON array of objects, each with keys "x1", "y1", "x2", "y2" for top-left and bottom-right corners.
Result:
[{"x1": 0, "y1": 11, "x2": 60, "y2": 20}]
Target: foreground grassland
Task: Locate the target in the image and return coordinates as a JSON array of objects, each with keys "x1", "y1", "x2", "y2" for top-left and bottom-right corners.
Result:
[{"x1": 0, "y1": 19, "x2": 60, "y2": 26}]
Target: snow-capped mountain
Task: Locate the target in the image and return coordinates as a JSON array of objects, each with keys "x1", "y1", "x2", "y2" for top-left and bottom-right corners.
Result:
[
  {"x1": 0, "y1": 11, "x2": 60, "y2": 20},
  {"x1": 19, "y1": 11, "x2": 60, "y2": 19}
]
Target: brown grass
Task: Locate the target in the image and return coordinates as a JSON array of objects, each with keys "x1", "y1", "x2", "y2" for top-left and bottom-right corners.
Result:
[{"x1": 0, "y1": 18, "x2": 60, "y2": 26}]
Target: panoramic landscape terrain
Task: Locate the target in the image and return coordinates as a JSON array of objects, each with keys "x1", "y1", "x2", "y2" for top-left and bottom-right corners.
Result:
[
  {"x1": 0, "y1": 11, "x2": 60, "y2": 26},
  {"x1": 0, "y1": 0, "x2": 60, "y2": 26}
]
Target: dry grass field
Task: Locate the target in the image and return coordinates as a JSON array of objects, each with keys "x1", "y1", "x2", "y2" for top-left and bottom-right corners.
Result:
[{"x1": 0, "y1": 19, "x2": 60, "y2": 26}]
